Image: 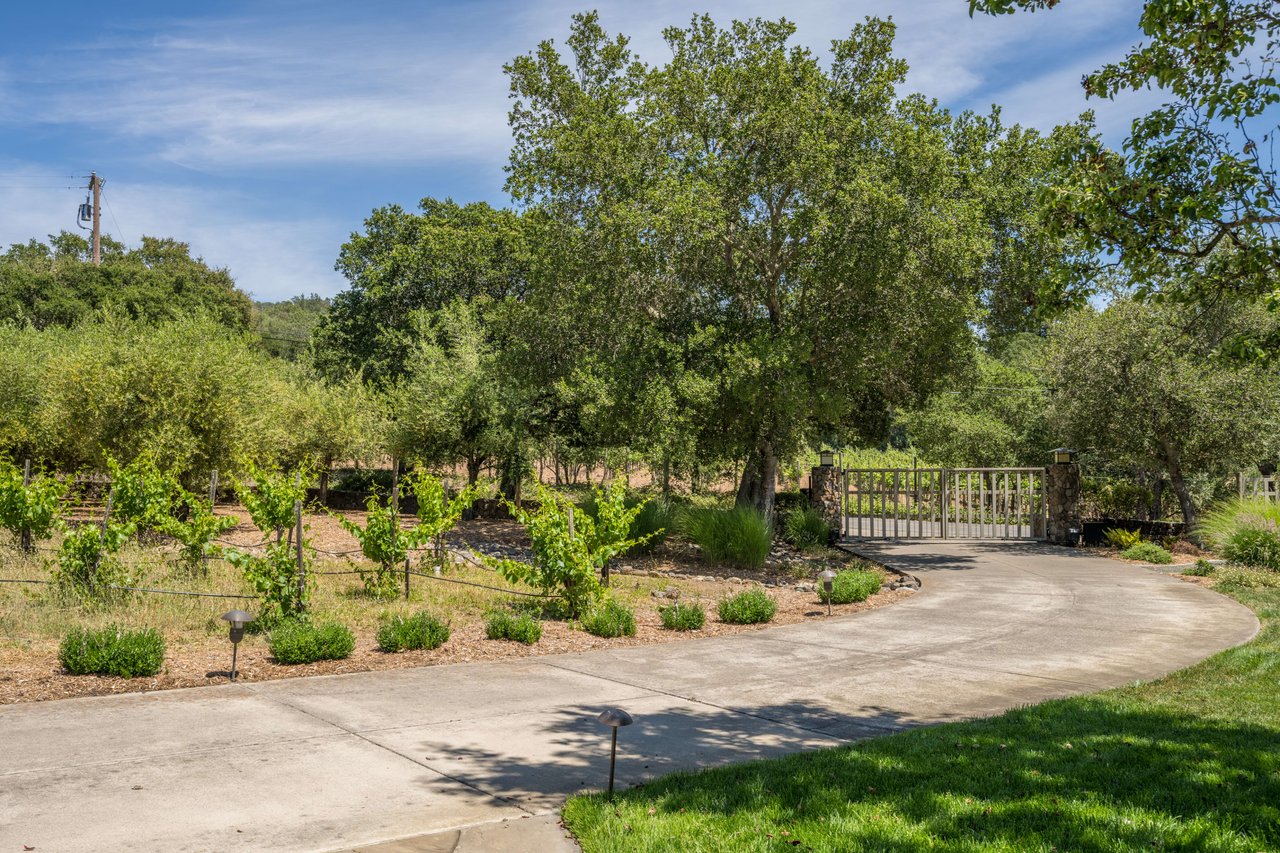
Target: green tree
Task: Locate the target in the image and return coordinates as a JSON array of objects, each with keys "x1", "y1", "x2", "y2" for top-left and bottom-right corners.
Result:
[
  {"x1": 386, "y1": 301, "x2": 506, "y2": 485},
  {"x1": 971, "y1": 1, "x2": 1280, "y2": 356},
  {"x1": 900, "y1": 337, "x2": 1053, "y2": 467},
  {"x1": 0, "y1": 232, "x2": 252, "y2": 330},
  {"x1": 313, "y1": 199, "x2": 529, "y2": 386},
  {"x1": 1045, "y1": 297, "x2": 1280, "y2": 526},
  {"x1": 505, "y1": 14, "x2": 1024, "y2": 515},
  {"x1": 253, "y1": 295, "x2": 330, "y2": 360}
]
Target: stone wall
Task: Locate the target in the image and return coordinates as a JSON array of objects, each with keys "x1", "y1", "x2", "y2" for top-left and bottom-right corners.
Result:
[
  {"x1": 1045, "y1": 462, "x2": 1082, "y2": 546},
  {"x1": 809, "y1": 465, "x2": 842, "y2": 535}
]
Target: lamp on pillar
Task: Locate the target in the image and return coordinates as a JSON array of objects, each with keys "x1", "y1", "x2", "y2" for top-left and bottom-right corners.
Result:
[
  {"x1": 1052, "y1": 447, "x2": 1077, "y2": 465},
  {"x1": 819, "y1": 449, "x2": 835, "y2": 468}
]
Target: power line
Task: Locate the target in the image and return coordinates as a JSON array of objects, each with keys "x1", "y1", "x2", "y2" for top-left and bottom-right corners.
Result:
[{"x1": 102, "y1": 193, "x2": 125, "y2": 239}]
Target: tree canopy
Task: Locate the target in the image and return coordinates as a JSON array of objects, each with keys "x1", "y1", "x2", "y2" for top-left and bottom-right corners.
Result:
[{"x1": 0, "y1": 232, "x2": 252, "y2": 331}]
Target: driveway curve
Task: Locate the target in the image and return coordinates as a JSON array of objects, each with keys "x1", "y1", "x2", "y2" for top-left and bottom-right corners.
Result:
[{"x1": 0, "y1": 542, "x2": 1258, "y2": 853}]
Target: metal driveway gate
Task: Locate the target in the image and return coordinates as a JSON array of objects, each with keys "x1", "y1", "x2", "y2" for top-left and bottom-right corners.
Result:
[{"x1": 842, "y1": 467, "x2": 1046, "y2": 540}]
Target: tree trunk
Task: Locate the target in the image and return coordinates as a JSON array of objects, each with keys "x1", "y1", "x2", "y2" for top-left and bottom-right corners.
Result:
[
  {"x1": 500, "y1": 454, "x2": 522, "y2": 504},
  {"x1": 735, "y1": 442, "x2": 778, "y2": 519},
  {"x1": 1151, "y1": 478, "x2": 1165, "y2": 520},
  {"x1": 662, "y1": 455, "x2": 671, "y2": 500},
  {"x1": 319, "y1": 469, "x2": 330, "y2": 506},
  {"x1": 1135, "y1": 469, "x2": 1148, "y2": 521},
  {"x1": 466, "y1": 456, "x2": 483, "y2": 487},
  {"x1": 1160, "y1": 439, "x2": 1196, "y2": 528}
]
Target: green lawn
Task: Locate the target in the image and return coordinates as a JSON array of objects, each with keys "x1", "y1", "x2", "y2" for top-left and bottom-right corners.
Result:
[{"x1": 563, "y1": 573, "x2": 1280, "y2": 852}]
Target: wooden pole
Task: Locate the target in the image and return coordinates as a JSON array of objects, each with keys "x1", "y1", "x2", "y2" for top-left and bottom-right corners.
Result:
[
  {"x1": 91, "y1": 173, "x2": 102, "y2": 266},
  {"x1": 404, "y1": 555, "x2": 410, "y2": 600},
  {"x1": 20, "y1": 459, "x2": 32, "y2": 553},
  {"x1": 209, "y1": 469, "x2": 218, "y2": 507},
  {"x1": 295, "y1": 498, "x2": 305, "y2": 610}
]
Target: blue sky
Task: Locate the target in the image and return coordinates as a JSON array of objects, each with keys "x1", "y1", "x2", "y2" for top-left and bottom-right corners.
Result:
[{"x1": 0, "y1": 0, "x2": 1153, "y2": 301}]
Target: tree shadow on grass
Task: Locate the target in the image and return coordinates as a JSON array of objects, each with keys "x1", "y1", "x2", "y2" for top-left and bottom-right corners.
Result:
[{"x1": 582, "y1": 696, "x2": 1280, "y2": 851}]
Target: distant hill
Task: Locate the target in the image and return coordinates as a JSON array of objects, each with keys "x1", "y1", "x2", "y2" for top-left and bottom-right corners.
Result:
[
  {"x1": 253, "y1": 294, "x2": 331, "y2": 359},
  {"x1": 0, "y1": 231, "x2": 253, "y2": 330}
]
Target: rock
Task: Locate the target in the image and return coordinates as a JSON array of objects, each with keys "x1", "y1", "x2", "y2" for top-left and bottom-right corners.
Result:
[
  {"x1": 726, "y1": 576, "x2": 742, "y2": 584},
  {"x1": 795, "y1": 582, "x2": 816, "y2": 592},
  {"x1": 648, "y1": 571, "x2": 663, "y2": 578}
]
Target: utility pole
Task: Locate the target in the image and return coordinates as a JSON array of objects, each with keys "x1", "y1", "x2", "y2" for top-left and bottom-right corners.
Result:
[{"x1": 90, "y1": 172, "x2": 102, "y2": 266}]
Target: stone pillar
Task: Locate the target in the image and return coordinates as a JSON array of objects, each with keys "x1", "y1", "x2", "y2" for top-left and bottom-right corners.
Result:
[
  {"x1": 810, "y1": 465, "x2": 842, "y2": 539},
  {"x1": 1045, "y1": 462, "x2": 1081, "y2": 546}
]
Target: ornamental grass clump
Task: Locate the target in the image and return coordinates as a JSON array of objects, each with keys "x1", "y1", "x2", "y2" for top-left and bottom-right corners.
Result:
[
  {"x1": 681, "y1": 506, "x2": 772, "y2": 570},
  {"x1": 377, "y1": 611, "x2": 450, "y2": 652},
  {"x1": 1199, "y1": 499, "x2": 1280, "y2": 570},
  {"x1": 819, "y1": 569, "x2": 882, "y2": 604},
  {"x1": 658, "y1": 602, "x2": 705, "y2": 631},
  {"x1": 268, "y1": 620, "x2": 355, "y2": 664},
  {"x1": 59, "y1": 625, "x2": 165, "y2": 677},
  {"x1": 580, "y1": 598, "x2": 637, "y2": 638},
  {"x1": 1121, "y1": 542, "x2": 1174, "y2": 564},
  {"x1": 485, "y1": 609, "x2": 542, "y2": 644},
  {"x1": 718, "y1": 588, "x2": 776, "y2": 624},
  {"x1": 783, "y1": 506, "x2": 830, "y2": 550}
]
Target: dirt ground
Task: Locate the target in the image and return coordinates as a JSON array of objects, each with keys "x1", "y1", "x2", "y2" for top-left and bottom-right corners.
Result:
[{"x1": 0, "y1": 505, "x2": 913, "y2": 706}]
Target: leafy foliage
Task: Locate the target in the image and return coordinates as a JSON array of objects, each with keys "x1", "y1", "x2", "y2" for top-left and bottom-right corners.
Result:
[
  {"x1": 268, "y1": 620, "x2": 355, "y2": 664},
  {"x1": 579, "y1": 597, "x2": 637, "y2": 638},
  {"x1": 237, "y1": 464, "x2": 308, "y2": 540},
  {"x1": 105, "y1": 453, "x2": 179, "y2": 530},
  {"x1": 0, "y1": 458, "x2": 64, "y2": 548},
  {"x1": 339, "y1": 494, "x2": 408, "y2": 598},
  {"x1": 717, "y1": 588, "x2": 777, "y2": 625},
  {"x1": 1199, "y1": 499, "x2": 1280, "y2": 570},
  {"x1": 156, "y1": 494, "x2": 237, "y2": 576},
  {"x1": 376, "y1": 611, "x2": 451, "y2": 652},
  {"x1": 681, "y1": 506, "x2": 772, "y2": 570},
  {"x1": 227, "y1": 541, "x2": 309, "y2": 623},
  {"x1": 820, "y1": 569, "x2": 882, "y2": 605},
  {"x1": 484, "y1": 609, "x2": 542, "y2": 644},
  {"x1": 53, "y1": 521, "x2": 135, "y2": 597},
  {"x1": 58, "y1": 625, "x2": 165, "y2": 678},
  {"x1": 658, "y1": 602, "x2": 705, "y2": 631},
  {"x1": 405, "y1": 471, "x2": 480, "y2": 571},
  {"x1": 253, "y1": 294, "x2": 329, "y2": 360},
  {"x1": 490, "y1": 481, "x2": 648, "y2": 615},
  {"x1": 582, "y1": 490, "x2": 672, "y2": 556},
  {"x1": 972, "y1": 1, "x2": 1280, "y2": 358},
  {"x1": 1121, "y1": 542, "x2": 1175, "y2": 565},
  {"x1": 1184, "y1": 559, "x2": 1217, "y2": 577},
  {"x1": 0, "y1": 232, "x2": 252, "y2": 331},
  {"x1": 1103, "y1": 527, "x2": 1144, "y2": 550},
  {"x1": 783, "y1": 506, "x2": 830, "y2": 551}
]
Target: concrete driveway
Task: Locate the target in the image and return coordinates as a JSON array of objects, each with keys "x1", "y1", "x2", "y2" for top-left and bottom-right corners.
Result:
[{"x1": 0, "y1": 542, "x2": 1258, "y2": 852}]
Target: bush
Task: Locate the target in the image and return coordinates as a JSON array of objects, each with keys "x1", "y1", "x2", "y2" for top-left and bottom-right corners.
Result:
[
  {"x1": 820, "y1": 569, "x2": 882, "y2": 604},
  {"x1": 1102, "y1": 527, "x2": 1143, "y2": 550},
  {"x1": 658, "y1": 602, "x2": 705, "y2": 631},
  {"x1": 59, "y1": 625, "x2": 165, "y2": 677},
  {"x1": 783, "y1": 506, "x2": 830, "y2": 550},
  {"x1": 681, "y1": 506, "x2": 772, "y2": 570},
  {"x1": 485, "y1": 610, "x2": 542, "y2": 644},
  {"x1": 717, "y1": 588, "x2": 776, "y2": 624},
  {"x1": 1200, "y1": 499, "x2": 1280, "y2": 570},
  {"x1": 1121, "y1": 542, "x2": 1174, "y2": 564},
  {"x1": 268, "y1": 620, "x2": 355, "y2": 664},
  {"x1": 580, "y1": 598, "x2": 637, "y2": 638},
  {"x1": 625, "y1": 499, "x2": 673, "y2": 555},
  {"x1": 1183, "y1": 559, "x2": 1216, "y2": 577},
  {"x1": 377, "y1": 611, "x2": 450, "y2": 652}
]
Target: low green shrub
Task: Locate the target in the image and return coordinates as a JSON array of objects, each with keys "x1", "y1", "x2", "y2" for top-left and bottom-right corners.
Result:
[
  {"x1": 717, "y1": 588, "x2": 776, "y2": 624},
  {"x1": 783, "y1": 506, "x2": 830, "y2": 550},
  {"x1": 59, "y1": 625, "x2": 165, "y2": 677},
  {"x1": 1121, "y1": 542, "x2": 1174, "y2": 564},
  {"x1": 1102, "y1": 527, "x2": 1143, "y2": 550},
  {"x1": 681, "y1": 506, "x2": 772, "y2": 570},
  {"x1": 580, "y1": 598, "x2": 637, "y2": 638},
  {"x1": 377, "y1": 611, "x2": 450, "y2": 652},
  {"x1": 1183, "y1": 559, "x2": 1216, "y2": 577},
  {"x1": 485, "y1": 610, "x2": 542, "y2": 644},
  {"x1": 1199, "y1": 499, "x2": 1280, "y2": 571},
  {"x1": 820, "y1": 569, "x2": 882, "y2": 604},
  {"x1": 658, "y1": 602, "x2": 705, "y2": 631},
  {"x1": 269, "y1": 620, "x2": 355, "y2": 664},
  {"x1": 1215, "y1": 565, "x2": 1280, "y2": 590}
]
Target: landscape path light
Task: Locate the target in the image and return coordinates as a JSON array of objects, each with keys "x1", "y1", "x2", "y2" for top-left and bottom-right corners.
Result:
[
  {"x1": 1052, "y1": 447, "x2": 1077, "y2": 464},
  {"x1": 597, "y1": 708, "x2": 634, "y2": 800},
  {"x1": 221, "y1": 609, "x2": 254, "y2": 682},
  {"x1": 819, "y1": 569, "x2": 837, "y2": 616}
]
